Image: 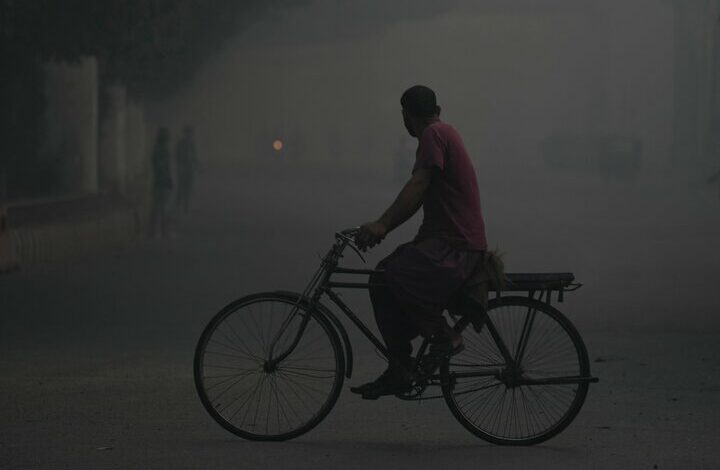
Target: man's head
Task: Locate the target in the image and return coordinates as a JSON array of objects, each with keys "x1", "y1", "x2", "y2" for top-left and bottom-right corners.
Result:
[{"x1": 401, "y1": 85, "x2": 441, "y2": 137}]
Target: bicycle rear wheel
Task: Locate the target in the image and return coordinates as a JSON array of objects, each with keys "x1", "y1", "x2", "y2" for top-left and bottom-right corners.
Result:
[
  {"x1": 441, "y1": 296, "x2": 590, "y2": 445},
  {"x1": 194, "y1": 292, "x2": 345, "y2": 441}
]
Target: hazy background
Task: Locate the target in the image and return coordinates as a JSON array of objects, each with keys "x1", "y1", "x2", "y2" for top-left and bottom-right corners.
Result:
[
  {"x1": 155, "y1": 0, "x2": 675, "y2": 173},
  {"x1": 144, "y1": 0, "x2": 719, "y2": 330},
  {"x1": 1, "y1": 1, "x2": 719, "y2": 467},
  {"x1": 0, "y1": 0, "x2": 717, "y2": 379}
]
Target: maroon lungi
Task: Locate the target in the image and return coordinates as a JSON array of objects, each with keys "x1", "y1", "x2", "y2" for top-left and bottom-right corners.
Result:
[{"x1": 369, "y1": 238, "x2": 483, "y2": 364}]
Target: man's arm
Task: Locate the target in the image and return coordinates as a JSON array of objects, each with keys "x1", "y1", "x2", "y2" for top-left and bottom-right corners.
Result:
[
  {"x1": 379, "y1": 168, "x2": 433, "y2": 231},
  {"x1": 356, "y1": 168, "x2": 434, "y2": 250}
]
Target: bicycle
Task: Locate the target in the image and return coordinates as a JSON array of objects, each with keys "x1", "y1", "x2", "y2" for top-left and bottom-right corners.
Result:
[{"x1": 194, "y1": 228, "x2": 598, "y2": 445}]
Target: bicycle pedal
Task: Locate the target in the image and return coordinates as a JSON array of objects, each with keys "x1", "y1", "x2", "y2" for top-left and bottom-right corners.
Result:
[{"x1": 419, "y1": 344, "x2": 465, "y2": 376}]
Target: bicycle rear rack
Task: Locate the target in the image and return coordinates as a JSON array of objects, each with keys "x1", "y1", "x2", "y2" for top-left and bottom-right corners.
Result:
[{"x1": 503, "y1": 272, "x2": 583, "y2": 305}]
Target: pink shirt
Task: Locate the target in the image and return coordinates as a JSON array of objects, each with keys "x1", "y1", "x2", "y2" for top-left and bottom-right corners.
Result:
[{"x1": 412, "y1": 121, "x2": 487, "y2": 251}]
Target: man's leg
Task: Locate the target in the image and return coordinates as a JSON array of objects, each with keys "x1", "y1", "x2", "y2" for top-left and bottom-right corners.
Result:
[
  {"x1": 349, "y1": 255, "x2": 418, "y2": 399},
  {"x1": 369, "y1": 271, "x2": 419, "y2": 369},
  {"x1": 380, "y1": 240, "x2": 482, "y2": 373}
]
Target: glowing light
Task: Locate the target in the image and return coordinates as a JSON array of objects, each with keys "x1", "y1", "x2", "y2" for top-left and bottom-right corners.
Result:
[{"x1": 272, "y1": 140, "x2": 283, "y2": 151}]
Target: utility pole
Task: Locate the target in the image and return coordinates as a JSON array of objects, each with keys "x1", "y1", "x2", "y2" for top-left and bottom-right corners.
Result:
[
  {"x1": 712, "y1": 1, "x2": 720, "y2": 171},
  {"x1": 669, "y1": 0, "x2": 720, "y2": 169}
]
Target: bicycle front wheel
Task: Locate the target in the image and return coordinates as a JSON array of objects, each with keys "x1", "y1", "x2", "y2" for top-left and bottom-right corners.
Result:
[
  {"x1": 194, "y1": 292, "x2": 345, "y2": 441},
  {"x1": 441, "y1": 296, "x2": 590, "y2": 445}
]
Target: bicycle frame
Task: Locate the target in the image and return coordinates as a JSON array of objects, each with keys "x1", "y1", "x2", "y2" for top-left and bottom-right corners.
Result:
[
  {"x1": 265, "y1": 230, "x2": 480, "y2": 378},
  {"x1": 195, "y1": 229, "x2": 599, "y2": 444},
  {"x1": 266, "y1": 230, "x2": 390, "y2": 369},
  {"x1": 266, "y1": 230, "x2": 597, "y2": 390}
]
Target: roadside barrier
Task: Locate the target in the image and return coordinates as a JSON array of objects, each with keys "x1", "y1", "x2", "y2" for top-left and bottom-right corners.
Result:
[
  {"x1": 8, "y1": 207, "x2": 139, "y2": 266},
  {"x1": 0, "y1": 195, "x2": 141, "y2": 272}
]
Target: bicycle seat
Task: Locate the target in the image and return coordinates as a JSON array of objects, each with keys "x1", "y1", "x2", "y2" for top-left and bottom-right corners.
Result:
[{"x1": 504, "y1": 273, "x2": 575, "y2": 291}]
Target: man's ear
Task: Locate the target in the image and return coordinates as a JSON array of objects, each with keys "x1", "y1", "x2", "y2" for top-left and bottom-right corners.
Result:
[{"x1": 435, "y1": 105, "x2": 442, "y2": 117}]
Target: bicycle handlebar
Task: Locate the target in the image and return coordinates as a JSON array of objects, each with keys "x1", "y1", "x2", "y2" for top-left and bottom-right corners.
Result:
[
  {"x1": 339, "y1": 227, "x2": 360, "y2": 237},
  {"x1": 334, "y1": 227, "x2": 366, "y2": 263}
]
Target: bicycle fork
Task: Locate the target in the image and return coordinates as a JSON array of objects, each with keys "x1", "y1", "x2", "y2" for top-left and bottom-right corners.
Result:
[
  {"x1": 264, "y1": 252, "x2": 334, "y2": 370},
  {"x1": 263, "y1": 305, "x2": 312, "y2": 372}
]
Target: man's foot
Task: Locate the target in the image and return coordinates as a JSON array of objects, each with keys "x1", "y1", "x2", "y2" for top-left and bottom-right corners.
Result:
[
  {"x1": 419, "y1": 335, "x2": 465, "y2": 377},
  {"x1": 350, "y1": 365, "x2": 414, "y2": 400}
]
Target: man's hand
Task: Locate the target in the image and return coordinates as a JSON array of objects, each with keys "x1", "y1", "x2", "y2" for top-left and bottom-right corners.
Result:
[
  {"x1": 355, "y1": 221, "x2": 387, "y2": 251},
  {"x1": 354, "y1": 168, "x2": 432, "y2": 252}
]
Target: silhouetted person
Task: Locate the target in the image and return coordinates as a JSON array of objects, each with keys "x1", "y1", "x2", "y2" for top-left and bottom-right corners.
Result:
[
  {"x1": 150, "y1": 127, "x2": 173, "y2": 238},
  {"x1": 351, "y1": 85, "x2": 488, "y2": 399},
  {"x1": 175, "y1": 126, "x2": 199, "y2": 213}
]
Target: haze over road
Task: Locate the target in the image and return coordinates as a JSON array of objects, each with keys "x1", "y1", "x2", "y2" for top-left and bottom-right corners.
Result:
[{"x1": 2, "y1": 162, "x2": 719, "y2": 469}]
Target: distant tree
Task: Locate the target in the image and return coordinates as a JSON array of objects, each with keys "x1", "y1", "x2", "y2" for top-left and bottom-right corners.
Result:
[
  {"x1": 1, "y1": 0, "x2": 308, "y2": 97},
  {"x1": 0, "y1": 0, "x2": 308, "y2": 197}
]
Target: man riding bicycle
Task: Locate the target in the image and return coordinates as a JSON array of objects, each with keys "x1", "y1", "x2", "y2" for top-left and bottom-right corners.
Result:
[{"x1": 352, "y1": 85, "x2": 488, "y2": 399}]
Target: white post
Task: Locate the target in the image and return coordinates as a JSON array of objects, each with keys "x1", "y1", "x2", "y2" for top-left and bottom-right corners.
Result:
[
  {"x1": 125, "y1": 99, "x2": 148, "y2": 193},
  {"x1": 99, "y1": 84, "x2": 128, "y2": 193},
  {"x1": 41, "y1": 56, "x2": 99, "y2": 194}
]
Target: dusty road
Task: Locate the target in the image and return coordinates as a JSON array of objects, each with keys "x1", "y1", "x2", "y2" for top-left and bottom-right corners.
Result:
[{"x1": 2, "y1": 161, "x2": 719, "y2": 469}]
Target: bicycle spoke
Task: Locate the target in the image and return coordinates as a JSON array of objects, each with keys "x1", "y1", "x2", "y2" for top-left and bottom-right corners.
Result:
[
  {"x1": 209, "y1": 338, "x2": 261, "y2": 361},
  {"x1": 219, "y1": 323, "x2": 263, "y2": 362},
  {"x1": 196, "y1": 296, "x2": 342, "y2": 439},
  {"x1": 277, "y1": 368, "x2": 336, "y2": 380},
  {"x1": 443, "y1": 298, "x2": 589, "y2": 444},
  {"x1": 276, "y1": 370, "x2": 332, "y2": 401},
  {"x1": 276, "y1": 371, "x2": 319, "y2": 416},
  {"x1": 220, "y1": 375, "x2": 264, "y2": 417},
  {"x1": 205, "y1": 370, "x2": 258, "y2": 392}
]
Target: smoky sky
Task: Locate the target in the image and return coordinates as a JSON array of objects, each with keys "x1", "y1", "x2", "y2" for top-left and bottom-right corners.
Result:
[
  {"x1": 151, "y1": 0, "x2": 675, "y2": 177},
  {"x1": 139, "y1": 0, "x2": 719, "y2": 331}
]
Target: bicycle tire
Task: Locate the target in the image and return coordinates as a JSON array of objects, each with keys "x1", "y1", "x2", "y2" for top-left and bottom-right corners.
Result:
[
  {"x1": 441, "y1": 296, "x2": 590, "y2": 445},
  {"x1": 194, "y1": 292, "x2": 345, "y2": 441}
]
